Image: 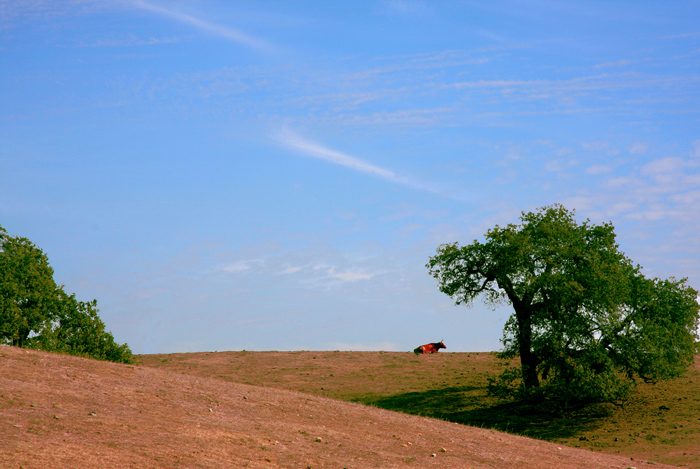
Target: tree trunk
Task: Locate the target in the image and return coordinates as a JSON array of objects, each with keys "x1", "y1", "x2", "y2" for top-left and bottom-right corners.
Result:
[
  {"x1": 516, "y1": 308, "x2": 540, "y2": 390},
  {"x1": 14, "y1": 327, "x2": 29, "y2": 348}
]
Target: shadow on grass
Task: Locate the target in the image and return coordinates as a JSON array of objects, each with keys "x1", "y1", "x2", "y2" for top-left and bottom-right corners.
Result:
[{"x1": 361, "y1": 386, "x2": 611, "y2": 440}]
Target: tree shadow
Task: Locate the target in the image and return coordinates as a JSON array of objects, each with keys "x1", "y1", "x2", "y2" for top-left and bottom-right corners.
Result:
[{"x1": 362, "y1": 386, "x2": 611, "y2": 440}]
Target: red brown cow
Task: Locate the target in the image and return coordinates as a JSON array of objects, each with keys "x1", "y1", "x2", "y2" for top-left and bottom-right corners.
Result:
[{"x1": 413, "y1": 340, "x2": 446, "y2": 354}]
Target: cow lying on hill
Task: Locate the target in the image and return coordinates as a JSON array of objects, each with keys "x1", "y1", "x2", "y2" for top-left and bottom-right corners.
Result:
[{"x1": 413, "y1": 341, "x2": 446, "y2": 354}]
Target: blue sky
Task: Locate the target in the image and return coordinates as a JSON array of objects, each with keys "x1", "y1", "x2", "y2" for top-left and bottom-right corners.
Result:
[{"x1": 2, "y1": 1, "x2": 699, "y2": 354}]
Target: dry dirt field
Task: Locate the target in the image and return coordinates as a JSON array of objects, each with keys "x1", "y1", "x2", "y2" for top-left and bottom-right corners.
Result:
[{"x1": 1, "y1": 346, "x2": 681, "y2": 468}]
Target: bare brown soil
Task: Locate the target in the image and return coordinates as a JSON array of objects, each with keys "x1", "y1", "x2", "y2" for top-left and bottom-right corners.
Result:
[{"x1": 1, "y1": 346, "x2": 679, "y2": 468}]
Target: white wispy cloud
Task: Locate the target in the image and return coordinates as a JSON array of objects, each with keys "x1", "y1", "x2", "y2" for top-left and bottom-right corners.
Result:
[
  {"x1": 276, "y1": 128, "x2": 400, "y2": 181},
  {"x1": 130, "y1": 0, "x2": 276, "y2": 54},
  {"x1": 221, "y1": 262, "x2": 251, "y2": 273},
  {"x1": 279, "y1": 265, "x2": 303, "y2": 275},
  {"x1": 322, "y1": 266, "x2": 376, "y2": 282},
  {"x1": 275, "y1": 128, "x2": 468, "y2": 201},
  {"x1": 280, "y1": 264, "x2": 377, "y2": 281},
  {"x1": 217, "y1": 253, "x2": 383, "y2": 286},
  {"x1": 442, "y1": 73, "x2": 700, "y2": 104},
  {"x1": 564, "y1": 151, "x2": 700, "y2": 255}
]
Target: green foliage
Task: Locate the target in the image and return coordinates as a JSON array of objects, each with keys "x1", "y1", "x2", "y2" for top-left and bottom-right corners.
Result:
[
  {"x1": 486, "y1": 365, "x2": 522, "y2": 399},
  {"x1": 31, "y1": 290, "x2": 133, "y2": 363},
  {"x1": 427, "y1": 204, "x2": 699, "y2": 409},
  {"x1": 0, "y1": 225, "x2": 132, "y2": 363},
  {"x1": 0, "y1": 225, "x2": 59, "y2": 348}
]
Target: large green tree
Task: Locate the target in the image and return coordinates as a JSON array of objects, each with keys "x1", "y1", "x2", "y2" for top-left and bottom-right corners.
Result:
[
  {"x1": 427, "y1": 205, "x2": 699, "y2": 407},
  {"x1": 0, "y1": 225, "x2": 132, "y2": 363}
]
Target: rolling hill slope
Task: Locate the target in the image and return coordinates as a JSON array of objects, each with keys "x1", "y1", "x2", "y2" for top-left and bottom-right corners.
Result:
[{"x1": 1, "y1": 346, "x2": 678, "y2": 468}]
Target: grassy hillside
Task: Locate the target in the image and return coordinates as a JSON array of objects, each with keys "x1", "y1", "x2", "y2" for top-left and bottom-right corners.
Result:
[
  {"x1": 2, "y1": 346, "x2": 665, "y2": 469},
  {"x1": 137, "y1": 351, "x2": 700, "y2": 467}
]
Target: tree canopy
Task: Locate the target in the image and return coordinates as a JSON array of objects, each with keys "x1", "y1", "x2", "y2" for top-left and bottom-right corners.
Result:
[
  {"x1": 0, "y1": 225, "x2": 132, "y2": 363},
  {"x1": 427, "y1": 205, "x2": 699, "y2": 408}
]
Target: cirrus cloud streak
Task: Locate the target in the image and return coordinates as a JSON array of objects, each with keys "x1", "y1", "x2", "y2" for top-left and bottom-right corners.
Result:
[
  {"x1": 130, "y1": 0, "x2": 277, "y2": 54},
  {"x1": 275, "y1": 128, "x2": 470, "y2": 202}
]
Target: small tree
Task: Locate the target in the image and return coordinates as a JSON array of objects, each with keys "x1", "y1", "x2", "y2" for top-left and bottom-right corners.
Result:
[
  {"x1": 0, "y1": 225, "x2": 132, "y2": 363},
  {"x1": 427, "y1": 205, "x2": 699, "y2": 408},
  {"x1": 0, "y1": 226, "x2": 59, "y2": 348}
]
